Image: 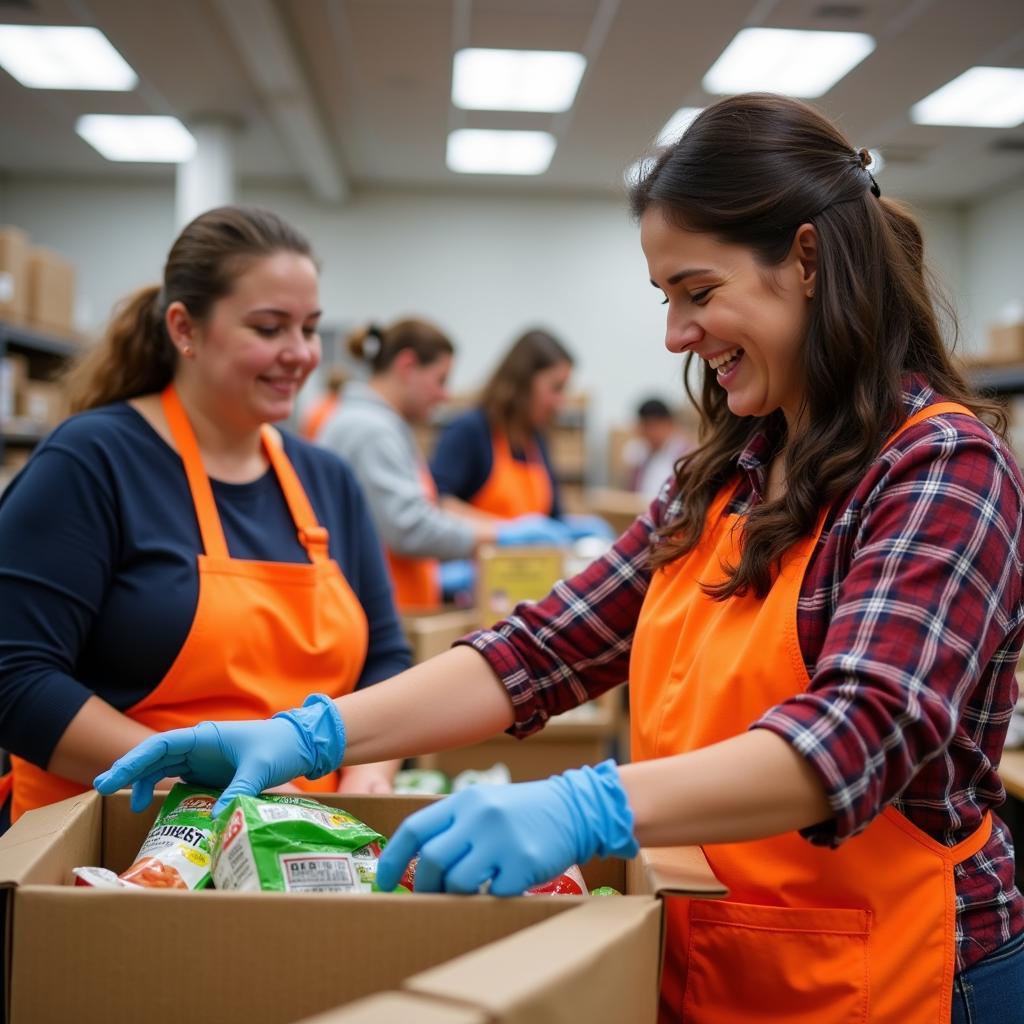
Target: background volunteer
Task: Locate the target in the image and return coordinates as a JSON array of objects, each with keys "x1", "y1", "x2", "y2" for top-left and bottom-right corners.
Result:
[
  {"x1": 430, "y1": 328, "x2": 573, "y2": 521},
  {"x1": 98, "y1": 94, "x2": 1024, "y2": 1024},
  {"x1": 621, "y1": 397, "x2": 696, "y2": 500},
  {"x1": 0, "y1": 205, "x2": 407, "y2": 828},
  {"x1": 319, "y1": 317, "x2": 585, "y2": 611}
]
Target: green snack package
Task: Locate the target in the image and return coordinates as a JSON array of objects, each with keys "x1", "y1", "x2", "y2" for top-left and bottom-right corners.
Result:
[
  {"x1": 118, "y1": 784, "x2": 217, "y2": 890},
  {"x1": 209, "y1": 794, "x2": 387, "y2": 893},
  {"x1": 392, "y1": 768, "x2": 451, "y2": 795},
  {"x1": 589, "y1": 886, "x2": 622, "y2": 897}
]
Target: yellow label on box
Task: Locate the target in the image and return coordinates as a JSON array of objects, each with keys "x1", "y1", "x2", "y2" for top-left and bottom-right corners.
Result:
[{"x1": 477, "y1": 547, "x2": 565, "y2": 617}]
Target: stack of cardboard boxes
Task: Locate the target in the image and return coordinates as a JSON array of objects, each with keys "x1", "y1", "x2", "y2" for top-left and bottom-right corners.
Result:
[
  {"x1": 0, "y1": 224, "x2": 79, "y2": 491},
  {"x1": 0, "y1": 226, "x2": 76, "y2": 337}
]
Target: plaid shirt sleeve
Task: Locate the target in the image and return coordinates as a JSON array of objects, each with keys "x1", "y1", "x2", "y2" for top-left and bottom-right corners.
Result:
[
  {"x1": 754, "y1": 414, "x2": 1024, "y2": 847},
  {"x1": 457, "y1": 493, "x2": 664, "y2": 737}
]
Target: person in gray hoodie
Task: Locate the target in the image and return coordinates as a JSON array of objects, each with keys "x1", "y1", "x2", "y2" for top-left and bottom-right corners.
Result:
[{"x1": 319, "y1": 318, "x2": 570, "y2": 611}]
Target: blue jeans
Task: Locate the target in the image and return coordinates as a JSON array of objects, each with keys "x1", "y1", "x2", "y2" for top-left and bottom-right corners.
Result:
[{"x1": 952, "y1": 930, "x2": 1024, "y2": 1023}]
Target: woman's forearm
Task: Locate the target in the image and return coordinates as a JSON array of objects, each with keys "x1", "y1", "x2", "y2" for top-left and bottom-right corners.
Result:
[
  {"x1": 620, "y1": 727, "x2": 833, "y2": 847},
  {"x1": 47, "y1": 695, "x2": 156, "y2": 785},
  {"x1": 438, "y1": 494, "x2": 500, "y2": 525},
  {"x1": 338, "y1": 646, "x2": 515, "y2": 765}
]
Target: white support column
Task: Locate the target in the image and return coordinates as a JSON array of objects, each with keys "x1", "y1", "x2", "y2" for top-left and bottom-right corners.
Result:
[{"x1": 175, "y1": 119, "x2": 237, "y2": 229}]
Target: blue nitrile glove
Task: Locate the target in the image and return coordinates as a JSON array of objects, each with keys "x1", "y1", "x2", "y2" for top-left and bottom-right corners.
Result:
[
  {"x1": 496, "y1": 514, "x2": 574, "y2": 547},
  {"x1": 562, "y1": 513, "x2": 616, "y2": 542},
  {"x1": 93, "y1": 693, "x2": 346, "y2": 816},
  {"x1": 439, "y1": 558, "x2": 476, "y2": 599},
  {"x1": 376, "y1": 759, "x2": 638, "y2": 896}
]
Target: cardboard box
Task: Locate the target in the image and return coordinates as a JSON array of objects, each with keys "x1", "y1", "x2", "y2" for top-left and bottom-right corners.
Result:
[
  {"x1": 300, "y1": 992, "x2": 487, "y2": 1023},
  {"x1": 26, "y1": 246, "x2": 75, "y2": 336},
  {"x1": 0, "y1": 227, "x2": 29, "y2": 325},
  {"x1": 476, "y1": 545, "x2": 565, "y2": 619},
  {"x1": 401, "y1": 608, "x2": 481, "y2": 664},
  {"x1": 547, "y1": 426, "x2": 587, "y2": 477},
  {"x1": 0, "y1": 791, "x2": 725, "y2": 1024},
  {"x1": 583, "y1": 487, "x2": 650, "y2": 534},
  {"x1": 19, "y1": 378, "x2": 66, "y2": 429},
  {"x1": 0, "y1": 354, "x2": 28, "y2": 427},
  {"x1": 987, "y1": 322, "x2": 1024, "y2": 364}
]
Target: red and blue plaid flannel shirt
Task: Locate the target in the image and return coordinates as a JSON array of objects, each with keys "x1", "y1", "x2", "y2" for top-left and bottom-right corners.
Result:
[{"x1": 461, "y1": 378, "x2": 1024, "y2": 970}]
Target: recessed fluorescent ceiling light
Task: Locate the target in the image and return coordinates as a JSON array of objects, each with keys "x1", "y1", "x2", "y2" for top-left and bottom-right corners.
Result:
[
  {"x1": 76, "y1": 115, "x2": 197, "y2": 163},
  {"x1": 447, "y1": 129, "x2": 556, "y2": 175},
  {"x1": 911, "y1": 67, "x2": 1024, "y2": 128},
  {"x1": 452, "y1": 48, "x2": 586, "y2": 112},
  {"x1": 0, "y1": 24, "x2": 137, "y2": 90},
  {"x1": 702, "y1": 27, "x2": 875, "y2": 98},
  {"x1": 656, "y1": 107, "x2": 703, "y2": 147}
]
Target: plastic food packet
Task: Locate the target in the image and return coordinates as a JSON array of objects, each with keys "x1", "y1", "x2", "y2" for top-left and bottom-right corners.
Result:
[
  {"x1": 210, "y1": 793, "x2": 390, "y2": 893},
  {"x1": 451, "y1": 763, "x2": 511, "y2": 792},
  {"x1": 525, "y1": 863, "x2": 588, "y2": 896},
  {"x1": 73, "y1": 784, "x2": 217, "y2": 890},
  {"x1": 392, "y1": 768, "x2": 451, "y2": 795}
]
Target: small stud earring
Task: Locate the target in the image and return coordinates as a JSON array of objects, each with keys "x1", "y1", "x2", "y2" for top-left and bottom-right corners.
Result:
[{"x1": 182, "y1": 345, "x2": 193, "y2": 356}]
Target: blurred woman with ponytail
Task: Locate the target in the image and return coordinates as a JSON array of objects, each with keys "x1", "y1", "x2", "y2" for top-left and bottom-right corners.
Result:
[
  {"x1": 0, "y1": 205, "x2": 408, "y2": 827},
  {"x1": 320, "y1": 319, "x2": 571, "y2": 611}
]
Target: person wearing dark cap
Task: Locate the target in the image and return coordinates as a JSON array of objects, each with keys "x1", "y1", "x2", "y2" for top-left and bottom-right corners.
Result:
[{"x1": 621, "y1": 396, "x2": 695, "y2": 499}]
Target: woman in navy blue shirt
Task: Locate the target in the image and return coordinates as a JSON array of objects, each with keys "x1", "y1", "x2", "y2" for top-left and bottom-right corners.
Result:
[
  {"x1": 430, "y1": 329, "x2": 573, "y2": 521},
  {"x1": 0, "y1": 206, "x2": 408, "y2": 825}
]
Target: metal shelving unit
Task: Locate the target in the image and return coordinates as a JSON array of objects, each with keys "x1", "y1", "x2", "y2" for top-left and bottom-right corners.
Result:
[
  {"x1": 0, "y1": 320, "x2": 80, "y2": 469},
  {"x1": 966, "y1": 364, "x2": 1024, "y2": 397}
]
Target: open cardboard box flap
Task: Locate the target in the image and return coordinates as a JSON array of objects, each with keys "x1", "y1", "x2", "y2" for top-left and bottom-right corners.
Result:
[
  {"x1": 299, "y1": 992, "x2": 488, "y2": 1024},
  {"x1": 0, "y1": 790, "x2": 99, "y2": 889},
  {"x1": 402, "y1": 896, "x2": 662, "y2": 1024},
  {"x1": 631, "y1": 845, "x2": 728, "y2": 897}
]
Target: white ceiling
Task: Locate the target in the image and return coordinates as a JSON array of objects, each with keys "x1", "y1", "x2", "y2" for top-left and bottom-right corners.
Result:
[{"x1": 1, "y1": 0, "x2": 1023, "y2": 204}]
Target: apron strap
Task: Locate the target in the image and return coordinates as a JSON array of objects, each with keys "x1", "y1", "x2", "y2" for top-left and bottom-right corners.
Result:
[
  {"x1": 881, "y1": 401, "x2": 974, "y2": 452},
  {"x1": 261, "y1": 426, "x2": 331, "y2": 564},
  {"x1": 161, "y1": 385, "x2": 230, "y2": 559}
]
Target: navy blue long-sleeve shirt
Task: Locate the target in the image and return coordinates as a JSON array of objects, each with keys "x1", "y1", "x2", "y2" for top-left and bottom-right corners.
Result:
[
  {"x1": 0, "y1": 403, "x2": 410, "y2": 769},
  {"x1": 429, "y1": 407, "x2": 562, "y2": 519}
]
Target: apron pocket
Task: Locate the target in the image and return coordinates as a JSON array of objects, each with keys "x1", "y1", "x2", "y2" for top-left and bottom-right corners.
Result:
[{"x1": 682, "y1": 899, "x2": 871, "y2": 1024}]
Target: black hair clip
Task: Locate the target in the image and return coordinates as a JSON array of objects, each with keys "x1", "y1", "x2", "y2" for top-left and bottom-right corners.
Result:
[{"x1": 869, "y1": 174, "x2": 881, "y2": 198}]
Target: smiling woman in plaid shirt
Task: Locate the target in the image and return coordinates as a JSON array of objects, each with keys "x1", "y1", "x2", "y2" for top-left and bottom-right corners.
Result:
[{"x1": 99, "y1": 94, "x2": 1023, "y2": 1022}]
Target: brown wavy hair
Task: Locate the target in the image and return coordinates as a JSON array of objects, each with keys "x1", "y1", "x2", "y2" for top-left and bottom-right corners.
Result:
[
  {"x1": 347, "y1": 318, "x2": 453, "y2": 373},
  {"x1": 479, "y1": 329, "x2": 574, "y2": 449},
  {"x1": 630, "y1": 93, "x2": 1004, "y2": 597},
  {"x1": 64, "y1": 206, "x2": 313, "y2": 411}
]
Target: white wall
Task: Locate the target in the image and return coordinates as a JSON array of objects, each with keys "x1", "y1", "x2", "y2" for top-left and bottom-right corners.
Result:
[
  {"x1": 964, "y1": 178, "x2": 1024, "y2": 349},
  {"x1": 3, "y1": 173, "x2": 1017, "y2": 477},
  {"x1": 1, "y1": 177, "x2": 679, "y2": 478}
]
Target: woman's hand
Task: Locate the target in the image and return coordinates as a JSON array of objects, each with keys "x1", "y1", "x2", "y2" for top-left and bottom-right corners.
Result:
[
  {"x1": 94, "y1": 694, "x2": 346, "y2": 816},
  {"x1": 376, "y1": 760, "x2": 638, "y2": 895}
]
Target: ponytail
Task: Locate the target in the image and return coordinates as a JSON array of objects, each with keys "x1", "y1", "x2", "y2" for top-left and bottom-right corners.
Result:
[
  {"x1": 347, "y1": 323, "x2": 386, "y2": 370},
  {"x1": 64, "y1": 285, "x2": 177, "y2": 412},
  {"x1": 347, "y1": 318, "x2": 453, "y2": 375}
]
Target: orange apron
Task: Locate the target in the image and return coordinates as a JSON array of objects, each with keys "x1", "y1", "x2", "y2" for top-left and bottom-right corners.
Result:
[
  {"x1": 301, "y1": 393, "x2": 339, "y2": 440},
  {"x1": 386, "y1": 462, "x2": 442, "y2": 611},
  {"x1": 471, "y1": 432, "x2": 553, "y2": 519},
  {"x1": 9, "y1": 384, "x2": 369, "y2": 822},
  {"x1": 630, "y1": 402, "x2": 991, "y2": 1023}
]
